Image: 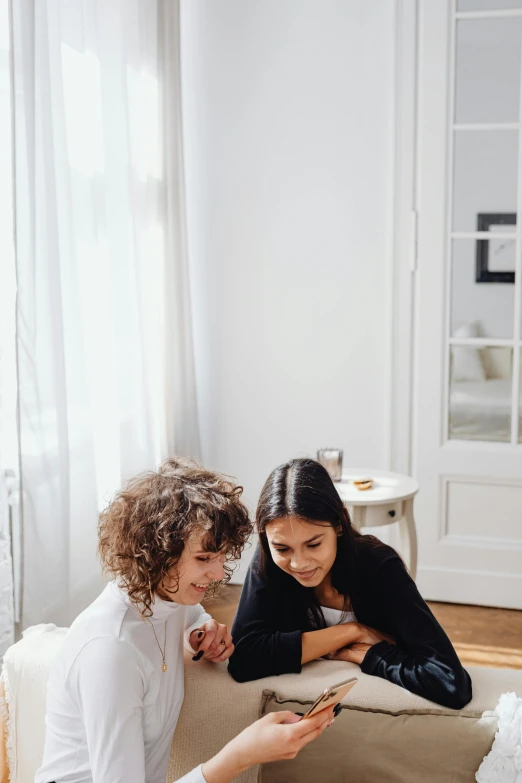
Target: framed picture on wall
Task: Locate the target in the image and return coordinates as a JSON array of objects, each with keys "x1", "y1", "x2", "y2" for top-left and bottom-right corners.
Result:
[{"x1": 475, "y1": 213, "x2": 516, "y2": 284}]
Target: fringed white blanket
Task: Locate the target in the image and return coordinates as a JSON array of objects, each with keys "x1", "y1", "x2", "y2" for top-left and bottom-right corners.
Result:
[
  {"x1": 0, "y1": 664, "x2": 14, "y2": 782},
  {"x1": 476, "y1": 692, "x2": 522, "y2": 783},
  {"x1": 0, "y1": 624, "x2": 67, "y2": 783}
]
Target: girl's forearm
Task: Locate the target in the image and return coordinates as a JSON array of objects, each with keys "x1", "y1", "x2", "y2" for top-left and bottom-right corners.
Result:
[{"x1": 301, "y1": 623, "x2": 361, "y2": 664}]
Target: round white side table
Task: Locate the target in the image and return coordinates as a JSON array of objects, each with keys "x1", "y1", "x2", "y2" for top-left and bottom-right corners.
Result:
[{"x1": 335, "y1": 469, "x2": 419, "y2": 580}]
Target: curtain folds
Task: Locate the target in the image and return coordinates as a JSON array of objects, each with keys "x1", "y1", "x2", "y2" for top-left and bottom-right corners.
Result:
[{"x1": 10, "y1": 0, "x2": 199, "y2": 630}]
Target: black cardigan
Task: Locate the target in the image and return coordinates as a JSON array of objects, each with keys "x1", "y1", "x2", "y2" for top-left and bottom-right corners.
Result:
[{"x1": 228, "y1": 543, "x2": 472, "y2": 710}]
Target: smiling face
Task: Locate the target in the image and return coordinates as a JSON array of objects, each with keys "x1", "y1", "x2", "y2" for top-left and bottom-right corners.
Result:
[
  {"x1": 157, "y1": 531, "x2": 226, "y2": 606},
  {"x1": 264, "y1": 516, "x2": 339, "y2": 588}
]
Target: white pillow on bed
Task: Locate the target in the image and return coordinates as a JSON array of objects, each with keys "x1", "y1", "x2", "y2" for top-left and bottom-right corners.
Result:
[{"x1": 452, "y1": 322, "x2": 486, "y2": 382}]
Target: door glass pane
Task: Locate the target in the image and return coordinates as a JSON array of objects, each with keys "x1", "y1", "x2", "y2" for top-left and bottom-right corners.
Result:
[
  {"x1": 449, "y1": 346, "x2": 512, "y2": 441},
  {"x1": 451, "y1": 238, "x2": 515, "y2": 339},
  {"x1": 455, "y1": 18, "x2": 522, "y2": 124},
  {"x1": 453, "y1": 130, "x2": 518, "y2": 231},
  {"x1": 458, "y1": 0, "x2": 522, "y2": 11}
]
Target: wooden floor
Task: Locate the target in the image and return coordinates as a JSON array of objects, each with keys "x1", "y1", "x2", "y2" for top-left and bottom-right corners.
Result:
[
  {"x1": 203, "y1": 585, "x2": 522, "y2": 670},
  {"x1": 429, "y1": 601, "x2": 522, "y2": 670}
]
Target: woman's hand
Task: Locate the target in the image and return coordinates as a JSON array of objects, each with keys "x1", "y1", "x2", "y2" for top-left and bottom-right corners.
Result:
[
  {"x1": 353, "y1": 623, "x2": 395, "y2": 647},
  {"x1": 202, "y1": 706, "x2": 336, "y2": 783},
  {"x1": 189, "y1": 619, "x2": 234, "y2": 663},
  {"x1": 301, "y1": 622, "x2": 394, "y2": 667},
  {"x1": 326, "y1": 625, "x2": 395, "y2": 665},
  {"x1": 232, "y1": 708, "x2": 336, "y2": 765},
  {"x1": 326, "y1": 643, "x2": 372, "y2": 665}
]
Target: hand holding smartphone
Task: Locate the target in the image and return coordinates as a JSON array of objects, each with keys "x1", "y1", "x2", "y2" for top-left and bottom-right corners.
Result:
[{"x1": 300, "y1": 677, "x2": 357, "y2": 720}]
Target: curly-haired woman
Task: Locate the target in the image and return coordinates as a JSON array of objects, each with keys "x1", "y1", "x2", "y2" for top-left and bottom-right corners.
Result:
[{"x1": 35, "y1": 458, "x2": 336, "y2": 783}]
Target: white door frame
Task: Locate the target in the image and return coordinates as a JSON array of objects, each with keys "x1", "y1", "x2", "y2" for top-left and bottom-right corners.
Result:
[
  {"x1": 390, "y1": 0, "x2": 418, "y2": 477},
  {"x1": 393, "y1": 1, "x2": 522, "y2": 608}
]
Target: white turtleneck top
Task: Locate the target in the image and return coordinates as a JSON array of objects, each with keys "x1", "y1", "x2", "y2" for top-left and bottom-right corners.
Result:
[{"x1": 35, "y1": 582, "x2": 211, "y2": 783}]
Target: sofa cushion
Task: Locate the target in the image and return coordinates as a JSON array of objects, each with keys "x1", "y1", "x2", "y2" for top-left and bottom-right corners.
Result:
[
  {"x1": 260, "y1": 693, "x2": 497, "y2": 783},
  {"x1": 257, "y1": 663, "x2": 522, "y2": 783}
]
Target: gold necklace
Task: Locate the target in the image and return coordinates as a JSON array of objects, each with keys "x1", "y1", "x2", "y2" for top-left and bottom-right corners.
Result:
[{"x1": 146, "y1": 618, "x2": 168, "y2": 672}]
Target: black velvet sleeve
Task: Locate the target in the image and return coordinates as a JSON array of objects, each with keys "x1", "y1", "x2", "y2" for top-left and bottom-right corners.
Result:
[
  {"x1": 228, "y1": 557, "x2": 303, "y2": 683},
  {"x1": 360, "y1": 556, "x2": 472, "y2": 709}
]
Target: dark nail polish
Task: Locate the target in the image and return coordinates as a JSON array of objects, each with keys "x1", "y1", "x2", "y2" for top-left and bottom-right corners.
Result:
[
  {"x1": 197, "y1": 631, "x2": 204, "y2": 639},
  {"x1": 295, "y1": 712, "x2": 304, "y2": 717},
  {"x1": 333, "y1": 703, "x2": 342, "y2": 717},
  {"x1": 192, "y1": 650, "x2": 204, "y2": 661}
]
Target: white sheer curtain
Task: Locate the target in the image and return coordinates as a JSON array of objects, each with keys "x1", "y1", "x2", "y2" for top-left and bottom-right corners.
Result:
[
  {"x1": 10, "y1": 0, "x2": 199, "y2": 630},
  {"x1": 0, "y1": 0, "x2": 16, "y2": 655}
]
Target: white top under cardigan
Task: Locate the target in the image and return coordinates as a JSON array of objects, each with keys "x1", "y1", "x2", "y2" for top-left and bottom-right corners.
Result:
[
  {"x1": 35, "y1": 582, "x2": 211, "y2": 783},
  {"x1": 320, "y1": 606, "x2": 357, "y2": 626}
]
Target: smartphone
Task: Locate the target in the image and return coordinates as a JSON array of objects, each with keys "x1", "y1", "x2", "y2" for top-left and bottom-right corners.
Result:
[{"x1": 301, "y1": 677, "x2": 358, "y2": 719}]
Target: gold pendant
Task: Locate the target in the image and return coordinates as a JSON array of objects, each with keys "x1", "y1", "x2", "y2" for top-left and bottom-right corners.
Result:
[{"x1": 162, "y1": 663, "x2": 168, "y2": 673}]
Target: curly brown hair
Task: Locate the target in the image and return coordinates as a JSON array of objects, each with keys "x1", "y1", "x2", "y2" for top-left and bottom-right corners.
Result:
[{"x1": 98, "y1": 457, "x2": 253, "y2": 616}]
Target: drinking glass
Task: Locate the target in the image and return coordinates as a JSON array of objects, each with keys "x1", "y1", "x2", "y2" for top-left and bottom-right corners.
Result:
[{"x1": 316, "y1": 448, "x2": 343, "y2": 482}]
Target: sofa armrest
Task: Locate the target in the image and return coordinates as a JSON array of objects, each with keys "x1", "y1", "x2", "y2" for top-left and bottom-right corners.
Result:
[
  {"x1": 169, "y1": 653, "x2": 268, "y2": 783},
  {"x1": 2, "y1": 624, "x2": 68, "y2": 783}
]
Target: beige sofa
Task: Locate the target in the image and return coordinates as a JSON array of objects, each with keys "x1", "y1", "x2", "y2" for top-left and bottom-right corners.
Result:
[{"x1": 2, "y1": 625, "x2": 521, "y2": 783}]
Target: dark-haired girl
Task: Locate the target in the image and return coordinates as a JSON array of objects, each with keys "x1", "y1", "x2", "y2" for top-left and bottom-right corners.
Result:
[
  {"x1": 36, "y1": 458, "x2": 336, "y2": 783},
  {"x1": 229, "y1": 458, "x2": 472, "y2": 710}
]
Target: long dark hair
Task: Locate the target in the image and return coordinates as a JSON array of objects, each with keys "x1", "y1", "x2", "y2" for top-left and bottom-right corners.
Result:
[{"x1": 256, "y1": 458, "x2": 385, "y2": 627}]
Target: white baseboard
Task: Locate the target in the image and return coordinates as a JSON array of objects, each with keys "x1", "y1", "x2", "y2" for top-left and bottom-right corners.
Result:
[{"x1": 417, "y1": 565, "x2": 522, "y2": 610}]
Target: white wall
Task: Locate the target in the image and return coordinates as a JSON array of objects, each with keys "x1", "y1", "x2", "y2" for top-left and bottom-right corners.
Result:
[{"x1": 180, "y1": 0, "x2": 396, "y2": 579}]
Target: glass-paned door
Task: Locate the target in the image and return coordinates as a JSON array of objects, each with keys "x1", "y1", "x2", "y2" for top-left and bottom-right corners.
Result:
[{"x1": 412, "y1": 0, "x2": 522, "y2": 609}]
